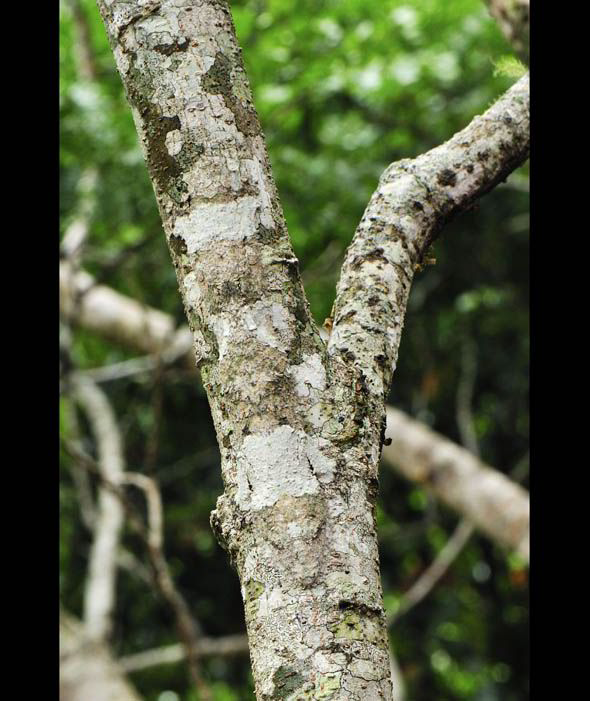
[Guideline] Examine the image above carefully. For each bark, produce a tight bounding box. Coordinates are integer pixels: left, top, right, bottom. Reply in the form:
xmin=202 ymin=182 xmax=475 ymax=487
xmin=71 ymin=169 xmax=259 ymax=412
xmin=484 ymin=0 xmax=530 ymax=61
xmin=384 ymin=408 xmax=529 ymax=561
xmin=60 ymin=610 xmax=141 ymax=701
xmin=328 ymin=74 xmax=529 ymax=401
xmin=96 ymin=3 xmax=392 ymax=696
xmin=59 ymin=265 xmax=530 ymax=559
xmin=93 ymin=2 xmax=529 ymax=698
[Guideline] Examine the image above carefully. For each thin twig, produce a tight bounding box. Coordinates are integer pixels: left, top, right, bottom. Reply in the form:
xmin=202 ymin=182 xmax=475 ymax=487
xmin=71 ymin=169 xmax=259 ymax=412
xmin=81 ymin=356 xmax=159 ymax=383
xmin=389 ymin=339 xmax=481 ymax=628
xmin=121 ymin=472 xmax=211 ymax=699
xmin=388 ymin=520 xmax=474 ymax=627
xmin=64 ymin=382 xmax=97 ymax=532
xmin=118 ymin=635 xmax=250 ymax=673
xmin=72 ymin=375 xmax=125 ymax=643
xmin=61 ymin=438 xmax=212 ymax=700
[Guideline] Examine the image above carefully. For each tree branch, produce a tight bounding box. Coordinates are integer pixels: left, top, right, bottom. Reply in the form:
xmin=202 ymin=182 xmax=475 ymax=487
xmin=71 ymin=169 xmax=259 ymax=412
xmin=388 ymin=343 xmax=483 ymax=626
xmin=62 ymin=437 xmax=212 ymax=700
xmin=388 ymin=520 xmax=475 ymax=628
xmin=118 ymin=634 xmax=250 ymax=673
xmin=94 ymin=1 xmax=398 ymax=693
xmin=71 ymin=375 xmax=125 ymax=642
xmin=63 ymin=0 xmax=99 ymax=82
xmin=328 ymin=75 xmax=529 ymax=399
xmin=383 ymin=407 xmax=529 ymax=561
xmin=87 ymin=1 xmax=529 ymax=690
xmin=61 ymin=269 xmax=529 ymax=557
xmin=60 ymin=264 xmax=179 ymax=355
xmin=120 ymin=471 xmax=212 ymax=700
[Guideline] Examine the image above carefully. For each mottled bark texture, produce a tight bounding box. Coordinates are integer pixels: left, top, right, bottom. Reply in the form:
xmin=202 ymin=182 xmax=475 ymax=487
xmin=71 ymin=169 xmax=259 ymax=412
xmin=384 ymin=408 xmax=530 ymax=561
xmin=58 ymin=272 xmax=531 ymax=557
xmin=485 ymin=0 xmax=530 ymax=61
xmin=94 ymin=2 xmax=529 ymax=698
xmin=96 ymin=2 xmax=392 ymax=697
xmin=60 ymin=610 xmax=141 ymax=701
xmin=328 ymin=74 xmax=529 ymax=403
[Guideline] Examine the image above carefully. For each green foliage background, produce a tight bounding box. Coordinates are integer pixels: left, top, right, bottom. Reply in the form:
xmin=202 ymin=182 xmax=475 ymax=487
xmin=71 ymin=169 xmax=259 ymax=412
xmin=60 ymin=1 xmax=529 ymax=699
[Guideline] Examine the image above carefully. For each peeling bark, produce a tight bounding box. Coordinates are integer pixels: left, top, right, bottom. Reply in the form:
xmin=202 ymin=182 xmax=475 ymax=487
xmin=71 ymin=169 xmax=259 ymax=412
xmin=93 ymin=2 xmax=529 ymax=698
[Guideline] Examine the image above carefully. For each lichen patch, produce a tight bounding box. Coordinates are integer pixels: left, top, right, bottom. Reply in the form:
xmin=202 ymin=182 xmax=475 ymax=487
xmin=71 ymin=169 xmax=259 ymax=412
xmin=288 ymin=353 xmax=326 ymax=397
xmin=235 ymin=426 xmax=336 ymax=510
xmin=165 ymin=129 xmax=184 ymax=156
xmin=172 ymin=196 xmax=261 ymax=253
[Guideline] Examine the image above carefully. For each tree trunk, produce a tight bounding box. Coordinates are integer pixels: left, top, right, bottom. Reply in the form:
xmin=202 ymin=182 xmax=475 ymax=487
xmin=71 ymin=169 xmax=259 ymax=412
xmin=96 ymin=1 xmax=393 ymax=696
xmin=59 ymin=263 xmax=530 ymax=561
xmin=95 ymin=2 xmax=529 ymax=698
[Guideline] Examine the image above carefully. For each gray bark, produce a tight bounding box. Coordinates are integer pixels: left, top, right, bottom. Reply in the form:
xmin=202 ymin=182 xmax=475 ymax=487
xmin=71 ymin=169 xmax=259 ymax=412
xmin=328 ymin=75 xmax=529 ymax=402
xmin=93 ymin=2 xmax=529 ymax=698
xmin=59 ymin=268 xmax=530 ymax=559
xmin=96 ymin=3 xmax=392 ymax=696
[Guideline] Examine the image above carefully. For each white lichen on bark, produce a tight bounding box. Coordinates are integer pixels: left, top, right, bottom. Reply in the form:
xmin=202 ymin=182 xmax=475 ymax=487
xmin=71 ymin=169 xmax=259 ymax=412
xmin=97 ymin=1 xmax=394 ymax=697
xmin=95 ymin=2 xmax=529 ymax=698
xmin=59 ymin=266 xmax=530 ymax=559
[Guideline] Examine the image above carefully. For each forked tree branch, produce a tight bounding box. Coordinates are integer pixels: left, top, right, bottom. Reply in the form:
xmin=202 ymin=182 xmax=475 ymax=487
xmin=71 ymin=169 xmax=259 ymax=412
xmin=328 ymin=74 xmax=529 ymax=400
xmin=88 ymin=0 xmax=529 ymax=693
xmin=60 ymin=269 xmax=529 ymax=558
